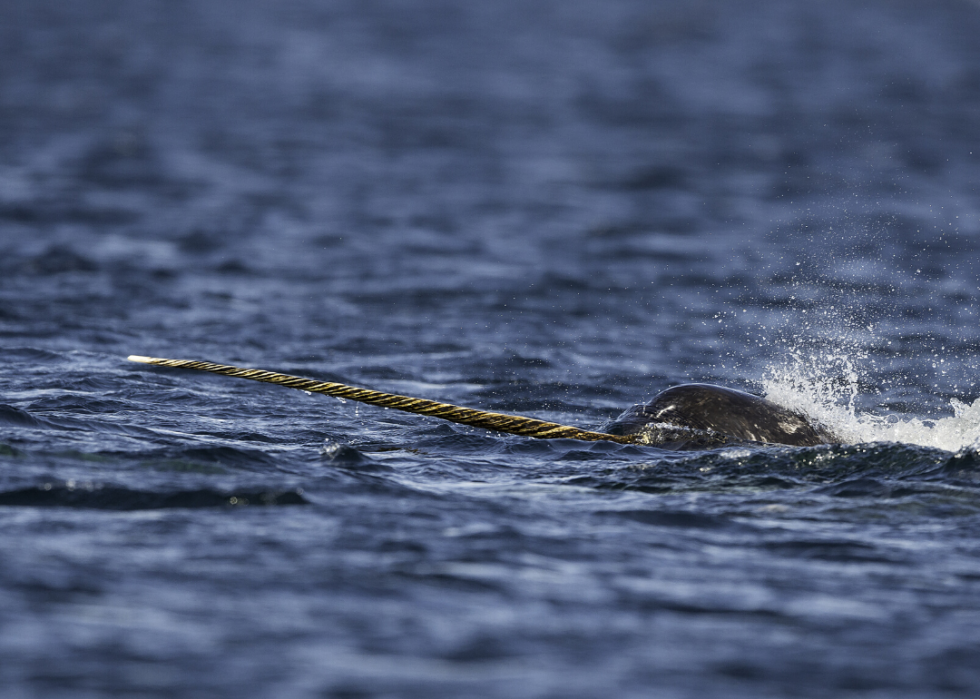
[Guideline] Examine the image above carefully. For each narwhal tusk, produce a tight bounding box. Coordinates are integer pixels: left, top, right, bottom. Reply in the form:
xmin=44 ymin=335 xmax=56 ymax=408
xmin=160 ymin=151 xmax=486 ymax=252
xmin=127 ymin=355 xmax=636 ymax=444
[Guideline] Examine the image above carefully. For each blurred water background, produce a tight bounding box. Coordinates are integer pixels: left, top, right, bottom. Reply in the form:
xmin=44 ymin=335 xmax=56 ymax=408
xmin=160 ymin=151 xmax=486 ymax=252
xmin=2 ymin=1 xmax=980 ymax=696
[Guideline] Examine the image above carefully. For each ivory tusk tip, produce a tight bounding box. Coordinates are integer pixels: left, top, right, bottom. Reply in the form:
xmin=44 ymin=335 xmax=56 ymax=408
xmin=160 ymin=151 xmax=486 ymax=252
xmin=127 ymin=355 xmax=156 ymax=363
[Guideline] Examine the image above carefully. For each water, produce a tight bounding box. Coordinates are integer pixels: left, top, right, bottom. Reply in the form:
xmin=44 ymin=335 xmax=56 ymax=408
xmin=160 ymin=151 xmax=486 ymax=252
xmin=2 ymin=0 xmax=980 ymax=696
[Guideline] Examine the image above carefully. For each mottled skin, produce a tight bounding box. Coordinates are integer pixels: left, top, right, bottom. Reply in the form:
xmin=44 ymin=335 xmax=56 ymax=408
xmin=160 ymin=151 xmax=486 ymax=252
xmin=601 ymin=384 xmax=835 ymax=448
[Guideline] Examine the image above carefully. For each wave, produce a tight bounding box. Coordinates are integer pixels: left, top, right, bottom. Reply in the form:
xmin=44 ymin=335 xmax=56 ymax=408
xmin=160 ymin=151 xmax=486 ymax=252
xmin=0 ymin=483 xmax=308 ymax=510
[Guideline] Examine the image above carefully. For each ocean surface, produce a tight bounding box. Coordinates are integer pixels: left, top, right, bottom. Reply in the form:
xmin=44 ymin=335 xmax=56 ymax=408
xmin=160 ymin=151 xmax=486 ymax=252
xmin=3 ymin=1 xmax=980 ymax=696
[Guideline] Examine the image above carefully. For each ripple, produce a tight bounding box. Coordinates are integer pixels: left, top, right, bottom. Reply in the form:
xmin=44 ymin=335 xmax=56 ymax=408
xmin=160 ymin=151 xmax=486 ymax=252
xmin=0 ymin=484 xmax=308 ymax=510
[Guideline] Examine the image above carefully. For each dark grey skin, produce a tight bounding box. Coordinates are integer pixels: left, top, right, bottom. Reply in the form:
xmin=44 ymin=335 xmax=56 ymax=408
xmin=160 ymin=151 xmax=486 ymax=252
xmin=601 ymin=384 xmax=837 ymax=450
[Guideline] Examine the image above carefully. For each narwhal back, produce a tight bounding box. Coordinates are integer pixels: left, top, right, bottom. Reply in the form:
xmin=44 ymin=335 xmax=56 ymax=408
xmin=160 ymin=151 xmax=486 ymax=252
xmin=602 ymin=384 xmax=835 ymax=447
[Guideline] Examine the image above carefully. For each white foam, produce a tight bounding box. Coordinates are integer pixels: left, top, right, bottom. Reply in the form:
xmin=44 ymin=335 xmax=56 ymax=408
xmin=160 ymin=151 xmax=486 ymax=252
xmin=761 ymin=352 xmax=980 ymax=452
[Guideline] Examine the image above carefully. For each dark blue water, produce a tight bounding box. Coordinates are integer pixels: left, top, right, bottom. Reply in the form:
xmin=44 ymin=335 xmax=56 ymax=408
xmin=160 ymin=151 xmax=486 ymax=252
xmin=3 ymin=1 xmax=980 ymax=696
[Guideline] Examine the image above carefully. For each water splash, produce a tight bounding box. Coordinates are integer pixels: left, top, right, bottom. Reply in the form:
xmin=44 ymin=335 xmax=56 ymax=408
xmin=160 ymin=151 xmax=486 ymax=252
xmin=762 ymin=351 xmax=980 ymax=452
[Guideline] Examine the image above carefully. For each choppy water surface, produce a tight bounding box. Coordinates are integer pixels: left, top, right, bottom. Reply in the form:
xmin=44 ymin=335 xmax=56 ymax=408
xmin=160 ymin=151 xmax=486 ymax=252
xmin=3 ymin=1 xmax=980 ymax=696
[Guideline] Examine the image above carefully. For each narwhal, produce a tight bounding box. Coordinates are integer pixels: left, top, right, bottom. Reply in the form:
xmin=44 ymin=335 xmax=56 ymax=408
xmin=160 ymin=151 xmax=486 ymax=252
xmin=127 ymin=356 xmax=836 ymax=450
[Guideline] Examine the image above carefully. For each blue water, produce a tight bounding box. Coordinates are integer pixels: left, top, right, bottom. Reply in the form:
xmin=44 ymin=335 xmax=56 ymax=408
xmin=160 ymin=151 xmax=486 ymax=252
xmin=3 ymin=1 xmax=980 ymax=696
